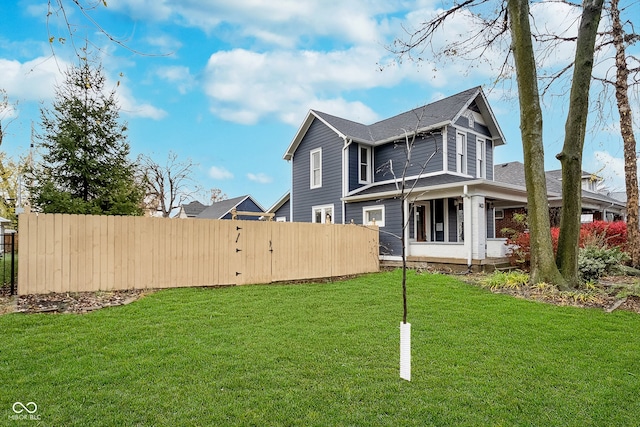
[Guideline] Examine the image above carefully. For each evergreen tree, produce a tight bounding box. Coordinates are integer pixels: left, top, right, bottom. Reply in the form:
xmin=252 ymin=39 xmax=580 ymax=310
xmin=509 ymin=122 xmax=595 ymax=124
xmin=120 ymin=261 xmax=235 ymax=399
xmin=28 ymin=53 xmax=144 ymax=215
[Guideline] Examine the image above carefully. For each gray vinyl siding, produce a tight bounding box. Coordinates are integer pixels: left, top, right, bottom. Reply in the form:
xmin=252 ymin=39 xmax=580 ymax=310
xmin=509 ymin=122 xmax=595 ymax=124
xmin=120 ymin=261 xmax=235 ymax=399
xmin=486 ymin=140 xmax=494 ymax=180
xmin=447 ymin=198 xmax=458 ymax=242
xmin=447 ymin=125 xmax=458 ymax=172
xmin=467 ymin=133 xmax=477 ymax=178
xmin=291 ymin=118 xmax=343 ymax=223
xmin=348 ymin=143 xmax=368 ymax=192
xmin=345 ymin=198 xmax=403 ymax=256
xmin=220 ymin=198 xmax=263 ymax=220
xmin=373 ymin=134 xmax=443 ymax=182
xmin=454 ymin=116 xmax=491 ymax=137
xmin=273 ymin=198 xmax=290 ymax=222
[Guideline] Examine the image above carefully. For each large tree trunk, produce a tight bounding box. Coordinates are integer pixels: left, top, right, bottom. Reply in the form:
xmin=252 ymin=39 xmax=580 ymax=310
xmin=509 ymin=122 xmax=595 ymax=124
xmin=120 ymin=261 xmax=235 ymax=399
xmin=610 ymin=0 xmax=640 ymax=267
xmin=507 ymin=0 xmax=566 ymax=288
xmin=555 ymin=0 xmax=605 ymax=288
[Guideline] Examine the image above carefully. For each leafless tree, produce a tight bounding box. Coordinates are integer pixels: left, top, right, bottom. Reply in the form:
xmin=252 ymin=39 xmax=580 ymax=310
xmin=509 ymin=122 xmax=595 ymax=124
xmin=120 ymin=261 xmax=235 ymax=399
xmin=392 ymin=0 xmax=605 ymax=288
xmin=140 ymin=152 xmax=202 ymax=218
xmin=591 ymin=0 xmax=640 ymax=266
xmin=209 ymin=188 xmax=228 ymax=204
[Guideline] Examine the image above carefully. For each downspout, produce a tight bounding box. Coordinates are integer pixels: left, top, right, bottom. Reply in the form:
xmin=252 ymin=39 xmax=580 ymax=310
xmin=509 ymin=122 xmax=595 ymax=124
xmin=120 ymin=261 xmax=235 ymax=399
xmin=342 ymin=137 xmax=352 ymax=224
xmin=289 ymin=154 xmax=294 ymax=221
xmin=464 ymin=185 xmax=472 ymax=269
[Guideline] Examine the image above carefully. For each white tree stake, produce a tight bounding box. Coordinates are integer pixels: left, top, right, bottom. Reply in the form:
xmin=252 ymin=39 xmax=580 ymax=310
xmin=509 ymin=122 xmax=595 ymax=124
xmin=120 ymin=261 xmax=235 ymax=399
xmin=400 ymin=322 xmax=411 ymax=381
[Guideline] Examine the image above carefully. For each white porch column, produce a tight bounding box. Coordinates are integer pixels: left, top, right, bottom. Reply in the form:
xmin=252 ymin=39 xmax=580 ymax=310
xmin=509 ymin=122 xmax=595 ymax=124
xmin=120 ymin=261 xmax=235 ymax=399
xmin=463 ymin=189 xmax=472 ymax=266
xmin=471 ymin=195 xmax=486 ymax=260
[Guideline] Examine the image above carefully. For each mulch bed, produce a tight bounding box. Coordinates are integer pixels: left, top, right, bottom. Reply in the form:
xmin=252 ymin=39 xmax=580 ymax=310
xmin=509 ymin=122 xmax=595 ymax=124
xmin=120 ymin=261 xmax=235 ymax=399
xmin=0 ymin=288 xmax=150 ymax=314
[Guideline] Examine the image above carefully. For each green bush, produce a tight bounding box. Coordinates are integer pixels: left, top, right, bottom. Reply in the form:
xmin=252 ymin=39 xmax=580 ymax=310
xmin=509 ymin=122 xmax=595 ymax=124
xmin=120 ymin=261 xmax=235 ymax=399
xmin=482 ymin=270 xmax=529 ymax=290
xmin=578 ymin=245 xmax=629 ymax=282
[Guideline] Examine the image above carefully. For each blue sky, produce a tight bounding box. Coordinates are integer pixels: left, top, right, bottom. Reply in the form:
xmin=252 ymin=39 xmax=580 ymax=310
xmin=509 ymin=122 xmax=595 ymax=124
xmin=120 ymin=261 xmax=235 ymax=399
xmin=0 ymin=0 xmax=638 ymax=210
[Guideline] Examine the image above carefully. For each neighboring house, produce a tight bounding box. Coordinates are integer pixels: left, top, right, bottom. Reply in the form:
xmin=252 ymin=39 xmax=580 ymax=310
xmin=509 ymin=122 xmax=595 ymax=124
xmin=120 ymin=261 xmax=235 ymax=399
xmin=493 ymin=162 xmax=626 ymax=236
xmin=283 ymin=86 xmax=533 ymax=268
xmin=176 ymin=200 xmax=208 ymax=218
xmin=268 ymin=192 xmax=291 ymax=222
xmin=0 ymin=216 xmax=11 ymax=254
xmin=186 ymin=195 xmax=268 ymax=221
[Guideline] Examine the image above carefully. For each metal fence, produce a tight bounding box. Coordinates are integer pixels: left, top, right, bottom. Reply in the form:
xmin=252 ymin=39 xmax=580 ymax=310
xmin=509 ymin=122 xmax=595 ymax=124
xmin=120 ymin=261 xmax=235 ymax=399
xmin=0 ymin=232 xmax=17 ymax=295
xmin=17 ymin=213 xmax=379 ymax=295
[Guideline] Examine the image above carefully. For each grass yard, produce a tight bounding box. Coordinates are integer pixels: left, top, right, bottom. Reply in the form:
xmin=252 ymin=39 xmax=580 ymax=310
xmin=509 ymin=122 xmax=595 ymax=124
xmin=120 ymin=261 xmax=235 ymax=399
xmin=1 ymin=270 xmax=639 ymax=426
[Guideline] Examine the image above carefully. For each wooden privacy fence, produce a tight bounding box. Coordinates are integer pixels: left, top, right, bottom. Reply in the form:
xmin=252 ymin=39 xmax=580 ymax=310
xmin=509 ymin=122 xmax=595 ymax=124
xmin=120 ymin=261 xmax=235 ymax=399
xmin=18 ymin=213 xmax=379 ymax=295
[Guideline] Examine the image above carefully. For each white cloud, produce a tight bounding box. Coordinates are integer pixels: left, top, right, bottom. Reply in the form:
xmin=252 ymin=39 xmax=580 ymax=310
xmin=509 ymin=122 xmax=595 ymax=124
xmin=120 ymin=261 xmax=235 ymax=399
xmin=111 ymin=0 xmax=395 ymax=48
xmin=155 ymin=65 xmax=194 ymax=94
xmin=247 ymin=173 xmax=273 ymax=184
xmin=0 ymin=55 xmax=166 ymax=120
xmin=592 ymin=151 xmax=628 ymax=191
xmin=202 ymin=47 xmax=421 ymax=125
xmin=0 ymin=56 xmax=64 ymax=101
xmin=114 ymin=84 xmax=168 ymax=120
xmin=209 ymin=166 xmax=234 ymax=180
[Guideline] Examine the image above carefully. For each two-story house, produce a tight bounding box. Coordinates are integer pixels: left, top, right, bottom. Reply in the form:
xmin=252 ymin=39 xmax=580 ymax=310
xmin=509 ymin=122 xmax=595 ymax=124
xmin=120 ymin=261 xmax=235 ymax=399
xmin=278 ymin=87 xmax=534 ymax=269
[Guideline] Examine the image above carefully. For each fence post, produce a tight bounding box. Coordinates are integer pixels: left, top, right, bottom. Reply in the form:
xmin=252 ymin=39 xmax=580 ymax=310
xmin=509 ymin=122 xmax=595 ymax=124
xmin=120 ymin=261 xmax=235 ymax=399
xmin=10 ymin=232 xmax=15 ymax=295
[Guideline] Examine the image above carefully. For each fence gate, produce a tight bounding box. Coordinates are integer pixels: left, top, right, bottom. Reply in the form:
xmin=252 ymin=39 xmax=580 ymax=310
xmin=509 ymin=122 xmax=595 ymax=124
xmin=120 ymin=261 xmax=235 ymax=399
xmin=1 ymin=232 xmax=17 ymax=295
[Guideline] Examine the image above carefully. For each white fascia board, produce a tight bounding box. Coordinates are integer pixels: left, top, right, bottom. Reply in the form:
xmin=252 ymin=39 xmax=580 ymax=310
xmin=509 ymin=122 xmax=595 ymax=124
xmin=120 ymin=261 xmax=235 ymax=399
xmin=343 ymin=178 xmax=536 ymax=204
xmin=476 ymin=90 xmax=507 ymax=146
xmin=451 ymin=87 xmax=482 ymax=126
xmin=283 ymin=110 xmax=347 ymax=161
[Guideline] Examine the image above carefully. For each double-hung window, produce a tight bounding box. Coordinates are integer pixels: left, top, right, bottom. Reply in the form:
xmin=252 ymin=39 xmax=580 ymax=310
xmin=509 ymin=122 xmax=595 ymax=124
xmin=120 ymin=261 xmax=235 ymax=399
xmin=456 ymin=132 xmax=467 ymax=174
xmin=312 ymin=205 xmax=333 ymax=224
xmin=476 ymin=138 xmax=485 ymax=178
xmin=359 ymin=145 xmax=372 ymax=184
xmin=310 ymin=148 xmax=322 ymax=189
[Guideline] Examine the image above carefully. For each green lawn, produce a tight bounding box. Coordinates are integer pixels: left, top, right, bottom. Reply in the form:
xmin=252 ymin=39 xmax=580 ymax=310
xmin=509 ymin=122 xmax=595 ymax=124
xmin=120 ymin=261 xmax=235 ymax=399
xmin=1 ymin=270 xmax=639 ymax=426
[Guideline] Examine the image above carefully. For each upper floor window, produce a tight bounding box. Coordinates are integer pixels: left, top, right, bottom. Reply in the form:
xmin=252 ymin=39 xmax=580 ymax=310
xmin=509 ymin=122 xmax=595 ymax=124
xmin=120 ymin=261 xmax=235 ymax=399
xmin=476 ymin=138 xmax=485 ymax=178
xmin=310 ymin=148 xmax=322 ymax=189
xmin=359 ymin=145 xmax=372 ymax=184
xmin=456 ymin=132 xmax=467 ymax=174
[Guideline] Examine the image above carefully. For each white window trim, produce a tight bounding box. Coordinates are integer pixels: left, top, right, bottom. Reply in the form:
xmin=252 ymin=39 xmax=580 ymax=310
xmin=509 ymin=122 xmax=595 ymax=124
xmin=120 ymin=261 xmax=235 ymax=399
xmin=476 ymin=138 xmax=485 ymax=179
xmin=358 ymin=145 xmax=372 ymax=184
xmin=456 ymin=132 xmax=467 ymax=175
xmin=312 ymin=204 xmax=334 ymax=224
xmin=495 ymin=209 xmax=504 ymax=220
xmin=363 ymin=205 xmax=385 ymax=227
xmin=310 ymin=148 xmax=322 ymax=189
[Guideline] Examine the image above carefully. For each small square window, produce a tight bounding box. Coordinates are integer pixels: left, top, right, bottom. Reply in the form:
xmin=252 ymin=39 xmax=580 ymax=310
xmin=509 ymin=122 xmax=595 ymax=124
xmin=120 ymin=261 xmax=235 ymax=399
xmin=495 ymin=209 xmax=504 ymax=220
xmin=363 ymin=206 xmax=385 ymax=227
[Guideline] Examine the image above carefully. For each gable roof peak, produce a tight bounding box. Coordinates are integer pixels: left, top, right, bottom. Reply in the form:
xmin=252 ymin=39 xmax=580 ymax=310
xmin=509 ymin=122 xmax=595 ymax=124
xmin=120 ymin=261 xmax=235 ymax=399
xmin=284 ymin=86 xmax=501 ymax=159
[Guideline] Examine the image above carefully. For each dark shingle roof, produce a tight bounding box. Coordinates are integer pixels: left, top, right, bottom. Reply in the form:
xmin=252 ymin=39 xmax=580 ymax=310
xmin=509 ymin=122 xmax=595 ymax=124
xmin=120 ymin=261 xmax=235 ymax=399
xmin=494 ymin=161 xmax=562 ymax=194
xmin=494 ymin=162 xmax=624 ymax=206
xmin=181 ymin=200 xmax=208 ymax=217
xmin=196 ymin=195 xmax=250 ymax=219
xmin=313 ymin=87 xmax=481 ymax=144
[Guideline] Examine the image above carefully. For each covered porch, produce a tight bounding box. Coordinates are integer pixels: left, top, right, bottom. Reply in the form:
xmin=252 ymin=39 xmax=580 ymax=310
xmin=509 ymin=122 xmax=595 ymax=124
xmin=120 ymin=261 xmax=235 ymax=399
xmin=400 ymin=181 xmax=528 ymax=270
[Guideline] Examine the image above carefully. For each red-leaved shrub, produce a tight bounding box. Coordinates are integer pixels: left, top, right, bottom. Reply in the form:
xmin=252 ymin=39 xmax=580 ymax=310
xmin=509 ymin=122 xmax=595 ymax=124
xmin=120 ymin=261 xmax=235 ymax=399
xmin=505 ymin=221 xmax=628 ymax=269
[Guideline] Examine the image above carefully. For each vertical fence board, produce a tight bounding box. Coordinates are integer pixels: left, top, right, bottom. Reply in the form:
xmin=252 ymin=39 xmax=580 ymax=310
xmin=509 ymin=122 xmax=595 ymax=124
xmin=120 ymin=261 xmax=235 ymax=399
xmin=52 ymin=214 xmax=63 ymax=293
xmin=60 ymin=215 xmax=71 ymax=291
